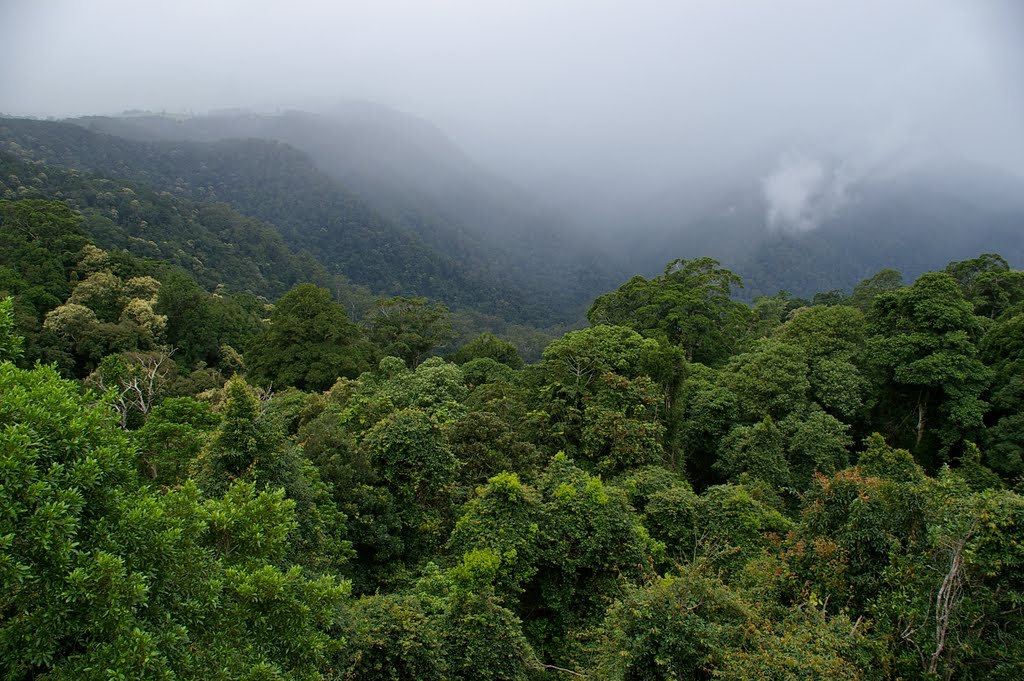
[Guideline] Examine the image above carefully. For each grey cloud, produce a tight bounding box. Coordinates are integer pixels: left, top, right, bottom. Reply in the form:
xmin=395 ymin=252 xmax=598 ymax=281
xmin=1 ymin=0 xmax=1021 ymax=232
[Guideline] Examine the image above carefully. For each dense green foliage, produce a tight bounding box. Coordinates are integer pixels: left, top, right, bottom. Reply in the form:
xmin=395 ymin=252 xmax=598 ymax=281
xmin=0 ymin=117 xmax=615 ymax=325
xmin=5 ymin=240 xmax=1023 ymax=678
xmin=2 ymin=124 xmax=1024 ymax=679
xmin=247 ymin=284 xmax=374 ymax=391
xmin=0 ymin=151 xmax=335 ymax=301
xmin=0 ymin=361 xmax=349 ymax=680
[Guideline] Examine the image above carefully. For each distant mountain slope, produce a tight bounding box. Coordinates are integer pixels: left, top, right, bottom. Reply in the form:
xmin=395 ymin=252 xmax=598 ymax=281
xmin=69 ymin=107 xmax=624 ymax=316
xmin=606 ymin=155 xmax=1024 ymax=298
xmin=0 ymin=151 xmax=332 ymax=299
xmin=0 ymin=116 xmax=590 ymax=323
xmin=743 ymin=171 xmax=1024 ymax=296
xmin=10 ymin=109 xmax=1015 ymax=306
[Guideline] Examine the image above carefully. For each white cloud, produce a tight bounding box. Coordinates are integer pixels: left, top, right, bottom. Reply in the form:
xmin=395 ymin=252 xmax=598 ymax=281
xmin=761 ymin=154 xmax=851 ymax=233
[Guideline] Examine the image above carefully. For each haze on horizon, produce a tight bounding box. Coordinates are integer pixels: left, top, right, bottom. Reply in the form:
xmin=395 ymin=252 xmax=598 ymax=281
xmin=2 ymin=0 xmax=1023 ymax=230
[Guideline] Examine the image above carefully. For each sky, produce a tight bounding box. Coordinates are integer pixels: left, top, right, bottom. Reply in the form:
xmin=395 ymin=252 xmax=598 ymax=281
xmin=2 ymin=0 xmax=1022 ymax=229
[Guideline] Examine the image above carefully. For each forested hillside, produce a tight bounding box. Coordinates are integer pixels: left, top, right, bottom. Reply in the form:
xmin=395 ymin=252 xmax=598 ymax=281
xmin=0 ymin=152 xmax=339 ymax=299
xmin=3 ymin=191 xmax=1024 ymax=678
xmin=0 ymin=115 xmax=621 ymax=325
xmin=8 ymin=111 xmax=1022 ymax=308
xmin=607 ymin=159 xmax=1024 ymax=298
xmin=71 ymin=106 xmax=603 ymax=283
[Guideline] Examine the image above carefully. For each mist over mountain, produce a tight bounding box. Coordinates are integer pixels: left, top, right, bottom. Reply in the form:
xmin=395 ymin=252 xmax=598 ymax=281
xmin=1 ymin=113 xmax=624 ymax=325
xmin=69 ymin=106 xmax=611 ymax=288
xmin=2 ymin=0 xmax=1023 ymax=305
xmin=5 ymin=104 xmax=1024 ymax=309
xmin=598 ymin=144 xmax=1024 ymax=297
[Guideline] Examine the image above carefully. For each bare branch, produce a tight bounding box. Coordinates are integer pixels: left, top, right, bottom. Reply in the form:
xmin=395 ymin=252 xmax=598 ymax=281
xmin=541 ymin=664 xmax=586 ymax=677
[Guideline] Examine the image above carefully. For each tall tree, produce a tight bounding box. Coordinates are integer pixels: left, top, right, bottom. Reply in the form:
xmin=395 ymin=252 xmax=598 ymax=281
xmin=868 ymin=272 xmax=991 ymax=463
xmin=362 ymin=296 xmax=454 ymax=367
xmin=247 ymin=283 xmax=374 ymax=391
xmin=587 ymin=257 xmax=750 ymax=365
xmin=945 ymin=253 xmax=1024 ymax=319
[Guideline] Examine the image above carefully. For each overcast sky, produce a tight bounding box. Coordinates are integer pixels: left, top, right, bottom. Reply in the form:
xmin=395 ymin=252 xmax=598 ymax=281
xmin=2 ymin=0 xmax=1022 ymax=211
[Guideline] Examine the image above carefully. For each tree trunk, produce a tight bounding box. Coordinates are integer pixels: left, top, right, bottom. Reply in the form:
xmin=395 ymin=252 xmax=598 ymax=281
xmin=916 ymin=392 xmax=928 ymax=445
xmin=929 ymin=533 xmax=969 ymax=677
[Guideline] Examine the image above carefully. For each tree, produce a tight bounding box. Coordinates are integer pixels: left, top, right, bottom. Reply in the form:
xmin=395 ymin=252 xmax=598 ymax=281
xmin=716 ymin=417 xmax=792 ymax=489
xmin=540 ymin=325 xmax=660 ymax=400
xmin=723 ymin=339 xmax=811 ymax=423
xmin=674 ymin=363 xmax=737 ymax=483
xmin=525 ymin=455 xmax=661 ymax=664
xmin=362 ymin=296 xmax=454 ymax=367
xmin=717 ymin=607 xmax=875 ymax=681
xmin=447 ymin=472 xmax=544 ymax=599
xmin=133 ymin=396 xmax=220 ymax=485
xmin=749 ymin=291 xmax=806 ymax=337
xmin=448 ymin=331 xmax=523 ymax=369
xmin=692 ymin=483 xmax=791 ymax=575
xmin=195 ymin=376 xmax=352 ymax=572
xmin=945 ymin=253 xmax=1024 ymax=319
xmin=587 ymin=257 xmax=749 ymax=365
xmin=0 ymin=296 xmax=23 ymax=362
xmin=67 ymin=270 xmax=123 ymax=323
xmin=448 ymin=455 xmax=660 ymax=666
xmin=868 ymin=272 xmax=991 ymax=462
xmin=870 ymin=471 xmax=1024 ymax=678
xmin=0 ymin=200 xmax=86 ymax=322
xmin=536 ymin=325 xmax=664 ymax=464
xmin=849 ymin=267 xmax=902 ymax=312
xmin=361 ymin=408 xmax=460 ymax=568
xmin=794 ymin=435 xmax=929 ymax=612
xmin=340 ymin=592 xmax=447 ymax=680
xmin=247 ymin=283 xmax=374 ymax=391
xmin=979 ymin=304 xmax=1024 ymax=476
xmin=87 ymin=349 xmax=177 ymax=429
xmin=594 ymin=568 xmax=750 ymax=680
xmin=42 ymin=302 xmax=99 ymax=349
xmin=784 ymin=408 xmax=853 ymax=485
xmin=578 ymin=371 xmax=666 ymax=475
xmin=0 ymin=361 xmax=349 ymax=679
xmin=444 ymin=411 xmax=542 ymax=490
xmin=154 ymin=271 xmax=218 ymax=366
xmin=625 ymin=467 xmax=701 ymax=561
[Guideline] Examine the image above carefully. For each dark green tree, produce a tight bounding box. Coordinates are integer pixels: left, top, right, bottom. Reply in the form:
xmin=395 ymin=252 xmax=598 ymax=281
xmin=0 ymin=296 xmax=23 ymax=362
xmin=247 ymin=283 xmax=374 ymax=391
xmin=979 ymin=304 xmax=1024 ymax=476
xmin=133 ymin=396 xmax=220 ymax=485
xmin=945 ymin=253 xmax=1024 ymax=319
xmin=361 ymin=407 xmax=460 ymax=569
xmin=154 ymin=270 xmax=218 ymax=366
xmin=868 ymin=272 xmax=991 ymax=463
xmin=448 ymin=331 xmax=523 ymax=369
xmin=849 ymin=267 xmax=903 ymax=312
xmin=362 ymin=296 xmax=454 ymax=367
xmin=587 ymin=257 xmax=749 ymax=365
